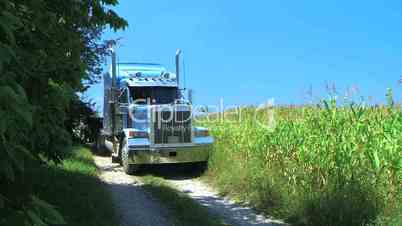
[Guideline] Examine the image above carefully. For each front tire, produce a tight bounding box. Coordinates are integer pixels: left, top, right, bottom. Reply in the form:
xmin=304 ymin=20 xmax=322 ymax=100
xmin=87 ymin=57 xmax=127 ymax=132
xmin=121 ymin=138 xmax=139 ymax=175
xmin=111 ymin=155 xmax=120 ymax=164
xmin=111 ymin=139 xmax=121 ymax=164
xmin=95 ymin=134 xmax=106 ymax=154
xmin=192 ymin=161 xmax=208 ymax=174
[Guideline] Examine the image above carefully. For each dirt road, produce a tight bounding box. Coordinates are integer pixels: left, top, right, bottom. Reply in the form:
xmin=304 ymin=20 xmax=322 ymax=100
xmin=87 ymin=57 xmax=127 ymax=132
xmin=94 ymin=156 xmax=175 ymax=226
xmin=94 ymin=155 xmax=284 ymax=226
xmin=167 ymin=178 xmax=284 ymax=226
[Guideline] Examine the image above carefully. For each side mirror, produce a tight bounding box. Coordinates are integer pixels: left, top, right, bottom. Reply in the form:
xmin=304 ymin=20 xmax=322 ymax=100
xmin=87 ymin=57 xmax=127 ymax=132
xmin=187 ymin=89 xmax=193 ymax=104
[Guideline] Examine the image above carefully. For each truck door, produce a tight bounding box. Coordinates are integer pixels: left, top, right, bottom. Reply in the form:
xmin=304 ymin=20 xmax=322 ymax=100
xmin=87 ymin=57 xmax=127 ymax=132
xmin=118 ymin=87 xmax=129 ymax=129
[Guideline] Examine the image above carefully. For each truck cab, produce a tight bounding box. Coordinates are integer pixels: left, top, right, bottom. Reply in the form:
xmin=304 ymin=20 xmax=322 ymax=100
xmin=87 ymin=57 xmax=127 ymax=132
xmin=100 ymin=50 xmax=213 ymax=174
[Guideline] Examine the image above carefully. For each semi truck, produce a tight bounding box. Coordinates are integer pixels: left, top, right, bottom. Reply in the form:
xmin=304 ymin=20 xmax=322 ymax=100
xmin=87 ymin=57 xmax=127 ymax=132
xmin=98 ymin=49 xmax=213 ymax=174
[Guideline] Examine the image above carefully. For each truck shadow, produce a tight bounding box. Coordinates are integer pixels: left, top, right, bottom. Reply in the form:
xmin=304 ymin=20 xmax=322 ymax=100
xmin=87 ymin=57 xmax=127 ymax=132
xmin=88 ymin=144 xmax=112 ymax=157
xmin=135 ymin=163 xmax=207 ymax=180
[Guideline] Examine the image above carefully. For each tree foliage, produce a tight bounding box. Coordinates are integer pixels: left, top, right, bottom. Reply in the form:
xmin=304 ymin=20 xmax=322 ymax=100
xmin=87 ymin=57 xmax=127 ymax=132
xmin=65 ymin=96 xmax=103 ymax=144
xmin=0 ymin=0 xmax=126 ymax=225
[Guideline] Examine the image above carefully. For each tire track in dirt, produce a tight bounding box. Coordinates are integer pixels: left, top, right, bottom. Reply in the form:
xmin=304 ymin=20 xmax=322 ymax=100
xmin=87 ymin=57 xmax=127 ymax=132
xmin=95 ymin=155 xmax=285 ymax=226
xmin=141 ymin=165 xmax=286 ymax=226
xmin=94 ymin=156 xmax=175 ymax=226
xmin=166 ymin=176 xmax=285 ymax=226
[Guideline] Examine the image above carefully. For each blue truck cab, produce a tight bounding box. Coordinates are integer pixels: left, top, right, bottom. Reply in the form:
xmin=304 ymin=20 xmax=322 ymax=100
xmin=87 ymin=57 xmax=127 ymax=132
xmin=100 ymin=50 xmax=213 ymax=174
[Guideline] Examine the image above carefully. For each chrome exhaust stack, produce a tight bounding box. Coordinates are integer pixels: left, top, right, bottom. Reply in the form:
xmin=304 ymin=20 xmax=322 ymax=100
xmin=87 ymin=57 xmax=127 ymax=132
xmin=110 ymin=47 xmax=118 ymax=155
xmin=175 ymin=49 xmax=182 ymax=87
xmin=111 ymin=48 xmax=117 ymax=87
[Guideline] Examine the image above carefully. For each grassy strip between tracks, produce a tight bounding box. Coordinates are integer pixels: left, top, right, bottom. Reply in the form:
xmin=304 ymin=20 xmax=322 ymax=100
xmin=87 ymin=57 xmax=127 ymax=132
xmin=141 ymin=175 xmax=228 ymax=226
xmin=26 ymin=146 xmax=120 ymax=226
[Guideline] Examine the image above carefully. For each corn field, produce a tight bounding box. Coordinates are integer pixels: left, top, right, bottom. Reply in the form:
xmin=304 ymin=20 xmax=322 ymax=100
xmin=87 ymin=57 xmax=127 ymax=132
xmin=199 ymin=92 xmax=401 ymax=226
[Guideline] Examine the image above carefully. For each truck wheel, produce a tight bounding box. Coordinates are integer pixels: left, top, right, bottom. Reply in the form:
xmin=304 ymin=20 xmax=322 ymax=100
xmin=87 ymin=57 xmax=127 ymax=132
xmin=195 ymin=161 xmax=208 ymax=174
xmin=121 ymin=139 xmax=139 ymax=175
xmin=112 ymin=140 xmax=122 ymax=164
xmin=111 ymin=155 xmax=120 ymax=164
xmin=95 ymin=134 xmax=105 ymax=154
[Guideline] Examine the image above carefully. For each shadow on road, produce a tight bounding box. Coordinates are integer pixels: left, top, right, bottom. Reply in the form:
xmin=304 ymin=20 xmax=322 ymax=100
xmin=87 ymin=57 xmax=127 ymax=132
xmin=92 ymin=149 xmax=285 ymax=226
xmin=87 ymin=143 xmax=111 ymax=157
xmin=136 ymin=163 xmax=206 ymax=180
xmin=104 ymin=179 xmax=284 ymax=226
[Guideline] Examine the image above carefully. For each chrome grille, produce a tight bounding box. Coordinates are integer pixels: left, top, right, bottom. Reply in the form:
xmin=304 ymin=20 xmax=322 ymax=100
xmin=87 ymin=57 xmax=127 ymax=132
xmin=154 ymin=110 xmax=191 ymax=144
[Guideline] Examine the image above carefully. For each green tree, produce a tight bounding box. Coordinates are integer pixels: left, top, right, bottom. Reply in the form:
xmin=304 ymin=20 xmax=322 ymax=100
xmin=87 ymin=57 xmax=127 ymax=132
xmin=0 ymin=0 xmax=127 ymax=225
xmin=65 ymin=96 xmax=103 ymax=144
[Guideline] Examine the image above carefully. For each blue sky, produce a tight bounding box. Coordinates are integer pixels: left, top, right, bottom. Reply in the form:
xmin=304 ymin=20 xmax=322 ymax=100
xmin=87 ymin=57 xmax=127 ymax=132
xmin=87 ymin=0 xmax=402 ymax=110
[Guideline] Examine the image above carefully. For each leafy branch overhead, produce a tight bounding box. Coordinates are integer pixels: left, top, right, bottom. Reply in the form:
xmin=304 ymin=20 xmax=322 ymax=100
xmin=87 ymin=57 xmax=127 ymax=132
xmin=0 ymin=0 xmax=127 ymax=225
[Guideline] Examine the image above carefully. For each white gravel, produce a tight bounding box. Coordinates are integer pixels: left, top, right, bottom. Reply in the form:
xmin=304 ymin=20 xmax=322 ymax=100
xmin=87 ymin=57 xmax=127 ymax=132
xmin=93 ymin=156 xmax=175 ymax=226
xmin=94 ymin=155 xmax=285 ymax=226
xmin=167 ymin=177 xmax=286 ymax=226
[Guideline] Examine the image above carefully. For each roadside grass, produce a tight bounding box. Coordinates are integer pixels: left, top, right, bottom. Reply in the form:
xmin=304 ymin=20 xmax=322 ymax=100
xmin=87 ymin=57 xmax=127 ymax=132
xmin=25 ymin=146 xmax=119 ymax=226
xmin=199 ymin=98 xmax=402 ymax=226
xmin=141 ymin=175 xmax=228 ymax=226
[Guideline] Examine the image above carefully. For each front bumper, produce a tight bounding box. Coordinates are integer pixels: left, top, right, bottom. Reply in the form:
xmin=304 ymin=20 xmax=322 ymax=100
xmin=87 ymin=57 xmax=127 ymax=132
xmin=128 ymin=145 xmax=211 ymax=164
xmin=127 ymin=137 xmax=213 ymax=165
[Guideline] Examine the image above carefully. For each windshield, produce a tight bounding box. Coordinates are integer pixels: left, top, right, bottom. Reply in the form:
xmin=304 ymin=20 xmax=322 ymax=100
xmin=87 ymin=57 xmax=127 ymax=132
xmin=130 ymin=87 xmax=177 ymax=105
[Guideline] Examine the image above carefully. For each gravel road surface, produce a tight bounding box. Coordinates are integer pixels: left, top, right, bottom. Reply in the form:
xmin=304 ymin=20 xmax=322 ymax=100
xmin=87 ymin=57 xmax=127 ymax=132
xmin=166 ymin=176 xmax=285 ymax=226
xmin=94 ymin=155 xmax=285 ymax=226
xmin=94 ymin=155 xmax=175 ymax=226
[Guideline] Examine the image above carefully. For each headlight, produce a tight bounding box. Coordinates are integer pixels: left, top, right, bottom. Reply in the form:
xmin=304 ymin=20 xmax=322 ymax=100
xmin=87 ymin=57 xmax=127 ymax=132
xmin=195 ymin=129 xmax=209 ymax=137
xmin=128 ymin=130 xmax=149 ymax=138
